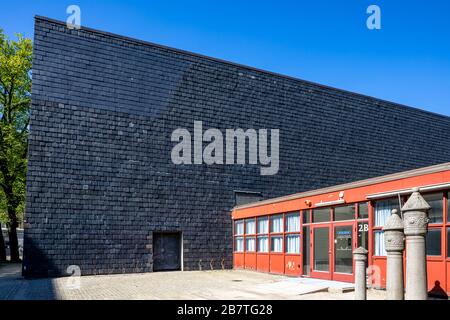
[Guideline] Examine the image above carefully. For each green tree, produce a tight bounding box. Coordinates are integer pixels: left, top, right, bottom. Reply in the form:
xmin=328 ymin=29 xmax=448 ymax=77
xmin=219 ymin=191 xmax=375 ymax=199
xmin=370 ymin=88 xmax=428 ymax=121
xmin=0 ymin=29 xmax=32 ymax=262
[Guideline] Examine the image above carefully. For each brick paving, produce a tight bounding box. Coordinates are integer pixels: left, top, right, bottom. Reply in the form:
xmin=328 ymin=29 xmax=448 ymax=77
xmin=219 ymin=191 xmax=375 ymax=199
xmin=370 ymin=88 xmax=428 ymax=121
xmin=0 ymin=263 xmax=386 ymax=300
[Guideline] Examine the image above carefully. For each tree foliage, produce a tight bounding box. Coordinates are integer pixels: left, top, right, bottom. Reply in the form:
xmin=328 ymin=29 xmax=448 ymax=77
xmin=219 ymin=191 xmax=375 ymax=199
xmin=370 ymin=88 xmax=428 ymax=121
xmin=0 ymin=28 xmax=32 ymax=261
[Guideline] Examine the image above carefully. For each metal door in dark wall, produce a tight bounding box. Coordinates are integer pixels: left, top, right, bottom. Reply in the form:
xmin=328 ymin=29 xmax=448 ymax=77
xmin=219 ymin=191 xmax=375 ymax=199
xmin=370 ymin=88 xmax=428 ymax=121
xmin=153 ymin=232 xmax=182 ymax=271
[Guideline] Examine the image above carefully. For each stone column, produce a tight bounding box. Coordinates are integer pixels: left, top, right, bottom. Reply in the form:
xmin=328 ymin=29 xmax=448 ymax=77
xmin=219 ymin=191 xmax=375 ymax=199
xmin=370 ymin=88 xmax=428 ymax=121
xmin=402 ymin=187 xmax=431 ymax=300
xmin=353 ymin=247 xmax=368 ymax=300
xmin=383 ymin=209 xmax=405 ymax=300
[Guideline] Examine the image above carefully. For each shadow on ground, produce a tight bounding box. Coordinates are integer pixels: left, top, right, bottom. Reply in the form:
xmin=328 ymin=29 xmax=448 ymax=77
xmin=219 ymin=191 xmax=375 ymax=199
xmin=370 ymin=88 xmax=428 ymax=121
xmin=0 ymin=263 xmax=58 ymax=300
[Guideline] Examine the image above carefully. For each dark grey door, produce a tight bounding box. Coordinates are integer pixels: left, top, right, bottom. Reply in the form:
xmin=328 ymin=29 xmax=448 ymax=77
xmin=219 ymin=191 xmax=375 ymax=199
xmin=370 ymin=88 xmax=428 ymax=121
xmin=313 ymin=227 xmax=330 ymax=272
xmin=153 ymin=232 xmax=181 ymax=271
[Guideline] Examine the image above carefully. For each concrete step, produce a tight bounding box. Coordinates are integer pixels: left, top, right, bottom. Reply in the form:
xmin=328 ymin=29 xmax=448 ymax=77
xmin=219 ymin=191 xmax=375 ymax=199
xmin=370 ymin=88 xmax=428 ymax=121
xmin=328 ymin=286 xmax=355 ymax=294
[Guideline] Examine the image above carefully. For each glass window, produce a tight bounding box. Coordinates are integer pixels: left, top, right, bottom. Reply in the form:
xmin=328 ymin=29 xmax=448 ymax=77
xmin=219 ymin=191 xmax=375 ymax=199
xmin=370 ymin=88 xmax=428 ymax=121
xmin=358 ymin=203 xmax=369 ymax=219
xmin=285 ymin=234 xmax=300 ymax=254
xmin=257 ymin=236 xmax=268 ymax=252
xmin=234 ymin=236 xmax=244 ymax=252
xmin=245 ymin=236 xmax=256 ymax=252
xmin=235 ymin=191 xmax=263 ymax=206
xmin=257 ymin=217 xmax=268 ymax=234
xmin=357 ymin=222 xmax=369 ymax=250
xmin=302 ymin=226 xmax=310 ymax=275
xmin=334 ymin=226 xmax=353 ymax=274
xmin=334 ymin=205 xmax=355 ymax=221
xmin=270 ymin=215 xmax=283 ymax=233
xmin=285 ymin=212 xmax=300 ymax=232
xmin=313 ymin=227 xmax=329 ymax=271
xmin=270 ymin=236 xmax=283 ymax=252
xmin=374 ymin=198 xmax=401 ymax=227
xmin=426 ymin=229 xmax=441 ymax=256
xmin=235 ymin=220 xmax=244 ymax=235
xmin=245 ymin=218 xmax=256 ymax=234
xmin=302 ymin=210 xmax=310 ymax=224
xmin=374 ymin=231 xmax=386 ymax=256
xmin=312 ymin=208 xmax=330 ymax=223
xmin=448 ymin=194 xmax=450 ymax=223
xmin=423 ymin=193 xmax=443 ymax=224
xmin=447 ymin=228 xmax=450 ymax=257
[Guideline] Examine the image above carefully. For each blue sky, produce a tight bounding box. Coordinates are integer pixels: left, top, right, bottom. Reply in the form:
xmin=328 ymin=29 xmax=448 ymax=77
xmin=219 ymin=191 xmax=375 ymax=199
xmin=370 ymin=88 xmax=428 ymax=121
xmin=1 ymin=0 xmax=449 ymax=116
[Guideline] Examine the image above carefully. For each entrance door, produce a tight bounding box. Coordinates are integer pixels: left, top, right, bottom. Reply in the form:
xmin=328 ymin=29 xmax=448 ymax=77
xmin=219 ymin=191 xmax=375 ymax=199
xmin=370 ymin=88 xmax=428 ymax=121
xmin=153 ymin=232 xmax=182 ymax=271
xmin=311 ymin=225 xmax=331 ymax=280
xmin=310 ymin=223 xmax=355 ymax=281
xmin=333 ymin=224 xmax=354 ymax=282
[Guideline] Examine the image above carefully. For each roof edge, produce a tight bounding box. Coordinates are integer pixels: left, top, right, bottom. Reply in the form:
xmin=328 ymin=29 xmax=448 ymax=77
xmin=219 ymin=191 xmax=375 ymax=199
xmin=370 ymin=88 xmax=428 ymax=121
xmin=233 ymin=162 xmax=450 ymax=210
xmin=34 ymin=15 xmax=450 ymax=120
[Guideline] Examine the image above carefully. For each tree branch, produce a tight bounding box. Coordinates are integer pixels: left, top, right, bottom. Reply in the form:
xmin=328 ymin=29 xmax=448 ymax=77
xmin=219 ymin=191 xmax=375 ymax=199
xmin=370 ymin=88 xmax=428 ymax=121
xmin=6 ymin=77 xmax=15 ymax=122
xmin=0 ymin=75 xmax=9 ymax=94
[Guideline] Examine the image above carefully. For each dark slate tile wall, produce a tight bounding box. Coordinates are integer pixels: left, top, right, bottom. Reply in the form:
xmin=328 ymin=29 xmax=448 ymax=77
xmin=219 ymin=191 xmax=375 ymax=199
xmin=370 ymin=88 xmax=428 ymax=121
xmin=24 ymin=16 xmax=450 ymax=277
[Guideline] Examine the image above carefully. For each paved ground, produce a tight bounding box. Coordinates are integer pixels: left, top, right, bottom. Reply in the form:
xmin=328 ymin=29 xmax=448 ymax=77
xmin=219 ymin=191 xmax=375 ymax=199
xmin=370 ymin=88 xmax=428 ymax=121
xmin=0 ymin=263 xmax=386 ymax=300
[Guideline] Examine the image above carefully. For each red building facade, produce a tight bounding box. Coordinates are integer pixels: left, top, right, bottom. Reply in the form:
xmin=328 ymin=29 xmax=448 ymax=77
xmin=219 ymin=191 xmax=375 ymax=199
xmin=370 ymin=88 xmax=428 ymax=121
xmin=232 ymin=162 xmax=450 ymax=293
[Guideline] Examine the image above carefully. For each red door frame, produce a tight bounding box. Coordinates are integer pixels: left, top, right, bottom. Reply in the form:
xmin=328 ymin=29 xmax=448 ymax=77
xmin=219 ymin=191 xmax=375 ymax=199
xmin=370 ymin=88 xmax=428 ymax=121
xmin=310 ymin=220 xmax=356 ymax=282
xmin=310 ymin=223 xmax=332 ymax=280
xmin=332 ymin=221 xmax=356 ymax=283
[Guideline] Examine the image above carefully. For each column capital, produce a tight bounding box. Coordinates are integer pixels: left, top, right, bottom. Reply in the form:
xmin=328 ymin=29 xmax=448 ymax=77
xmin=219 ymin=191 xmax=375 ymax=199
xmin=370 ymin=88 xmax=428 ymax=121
xmin=353 ymin=247 xmax=368 ymax=261
xmin=401 ymin=188 xmax=431 ymax=212
xmin=402 ymin=188 xmax=430 ymax=236
xmin=384 ymin=209 xmax=405 ymax=252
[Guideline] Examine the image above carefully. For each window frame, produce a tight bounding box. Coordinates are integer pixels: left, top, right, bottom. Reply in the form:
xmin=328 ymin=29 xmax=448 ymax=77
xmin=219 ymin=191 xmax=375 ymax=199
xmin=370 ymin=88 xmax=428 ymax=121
xmin=270 ymin=234 xmax=284 ymax=253
xmin=234 ymin=219 xmax=244 ymax=236
xmin=284 ymin=212 xmax=300 ymax=255
xmin=423 ymin=192 xmax=444 ymax=225
xmin=358 ymin=202 xmax=369 ymax=219
xmin=245 ymin=236 xmax=256 ymax=253
xmin=312 ymin=207 xmax=331 ymax=223
xmin=234 ymin=236 xmax=244 ymax=253
xmin=257 ymin=216 xmax=269 ymax=253
xmin=425 ymin=226 xmax=442 ymax=258
xmin=371 ymin=191 xmax=449 ymax=261
xmin=373 ymin=229 xmax=386 ymax=257
xmin=257 ymin=216 xmax=269 ymax=235
xmin=257 ymin=235 xmax=269 ymax=253
xmin=285 ymin=233 xmax=301 ymax=255
xmin=373 ymin=197 xmax=403 ymax=228
xmin=302 ymin=209 xmax=311 ymax=224
xmin=421 ymin=191 xmax=446 ymax=261
xmin=372 ymin=197 xmax=405 ymax=257
xmin=285 ymin=212 xmax=301 ymax=233
xmin=333 ymin=204 xmax=356 ymax=222
xmin=245 ymin=218 xmax=256 ymax=236
xmin=270 ymin=214 xmax=284 ymax=233
xmin=357 ymin=221 xmax=369 ymax=250
xmin=233 ymin=219 xmax=245 ymax=253
xmin=446 ymin=192 xmax=450 ymax=261
xmin=269 ymin=213 xmax=284 ymax=254
xmin=447 ymin=226 xmax=450 ymax=260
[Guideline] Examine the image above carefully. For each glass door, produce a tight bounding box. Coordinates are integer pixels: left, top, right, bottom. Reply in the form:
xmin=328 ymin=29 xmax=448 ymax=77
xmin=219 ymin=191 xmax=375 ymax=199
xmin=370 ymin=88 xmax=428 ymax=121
xmin=310 ymin=221 xmax=356 ymax=282
xmin=332 ymin=223 xmax=355 ymax=282
xmin=310 ymin=225 xmax=331 ymax=280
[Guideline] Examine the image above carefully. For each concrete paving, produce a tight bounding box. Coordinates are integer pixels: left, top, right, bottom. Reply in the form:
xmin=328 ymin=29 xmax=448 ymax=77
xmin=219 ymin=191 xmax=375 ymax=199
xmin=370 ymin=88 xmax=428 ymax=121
xmin=0 ymin=263 xmax=386 ymax=300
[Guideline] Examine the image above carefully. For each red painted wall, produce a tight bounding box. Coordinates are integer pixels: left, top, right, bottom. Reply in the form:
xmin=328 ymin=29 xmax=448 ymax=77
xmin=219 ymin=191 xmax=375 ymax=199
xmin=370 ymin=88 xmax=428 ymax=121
xmin=233 ymin=167 xmax=450 ymax=294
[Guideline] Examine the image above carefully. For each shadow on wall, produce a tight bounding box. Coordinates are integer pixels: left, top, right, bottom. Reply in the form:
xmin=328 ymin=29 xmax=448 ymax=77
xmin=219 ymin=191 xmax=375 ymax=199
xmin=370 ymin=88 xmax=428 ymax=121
xmin=22 ymin=235 xmax=62 ymax=279
xmin=428 ymin=281 xmax=449 ymax=299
